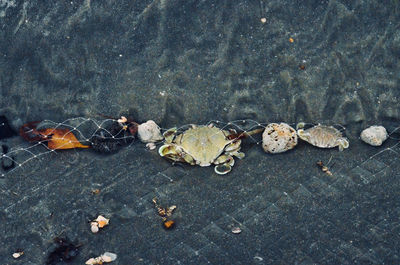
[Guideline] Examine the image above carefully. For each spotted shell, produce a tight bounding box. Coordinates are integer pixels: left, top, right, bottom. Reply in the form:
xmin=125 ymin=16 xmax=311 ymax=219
xmin=262 ymin=123 xmax=297 ymax=153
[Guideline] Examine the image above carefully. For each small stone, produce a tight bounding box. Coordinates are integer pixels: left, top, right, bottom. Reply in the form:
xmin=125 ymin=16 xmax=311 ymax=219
xmin=360 ymin=126 xmax=388 ymax=146
xmin=138 ymin=120 xmax=164 ymax=143
xmin=262 ymin=123 xmax=297 ymax=153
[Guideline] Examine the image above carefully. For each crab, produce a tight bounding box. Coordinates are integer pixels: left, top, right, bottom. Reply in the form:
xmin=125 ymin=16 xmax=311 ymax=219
xmin=296 ymin=123 xmax=349 ymax=151
xmin=158 ymin=124 xmax=246 ymax=175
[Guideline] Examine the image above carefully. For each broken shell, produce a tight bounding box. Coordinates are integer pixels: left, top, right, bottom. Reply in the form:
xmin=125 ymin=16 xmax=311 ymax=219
xmin=12 ymin=251 xmax=24 ymax=259
xmin=138 ymin=120 xmax=164 ymax=143
xmin=163 ymin=220 xmax=176 ymax=230
xmin=101 ymin=252 xmax=117 ymax=262
xmin=262 ymin=123 xmax=297 ymax=153
xmin=90 ymin=215 xmax=109 ymax=233
xmin=231 ymin=227 xmax=242 ymax=234
xmin=86 ymin=252 xmax=117 ymax=264
xmin=86 ymin=258 xmax=98 ymax=264
xmin=360 ymin=125 xmax=388 ymax=146
xmin=117 ymin=116 xmax=127 ymax=123
xmin=95 ymin=215 xmax=110 ymax=228
xmin=146 ymin=142 xmax=157 ymax=150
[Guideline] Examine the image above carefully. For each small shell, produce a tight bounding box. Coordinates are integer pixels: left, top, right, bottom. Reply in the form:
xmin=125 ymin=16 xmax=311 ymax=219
xmin=12 ymin=251 xmax=24 ymax=259
xmin=146 ymin=142 xmax=157 ymax=150
xmin=86 ymin=258 xmax=98 ymax=264
xmin=231 ymin=227 xmax=242 ymax=234
xmin=95 ymin=215 xmax=110 ymax=228
xmin=138 ymin=120 xmax=164 ymax=143
xmin=91 ymin=222 xmax=99 ymax=233
xmin=101 ymin=252 xmax=117 ymax=262
xmin=360 ymin=126 xmax=388 ymax=146
xmin=85 ymin=252 xmax=117 ymax=264
xmin=117 ymin=116 xmax=127 ymax=123
xmin=262 ymin=123 xmax=297 ymax=153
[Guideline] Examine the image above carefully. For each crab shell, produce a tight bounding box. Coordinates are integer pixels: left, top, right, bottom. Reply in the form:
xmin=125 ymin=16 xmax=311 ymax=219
xmin=158 ymin=126 xmax=244 ymax=174
xmin=297 ymin=124 xmax=349 ymax=151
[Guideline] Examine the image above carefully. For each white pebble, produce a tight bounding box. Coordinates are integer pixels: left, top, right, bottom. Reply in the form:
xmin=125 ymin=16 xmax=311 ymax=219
xmin=360 ymin=126 xmax=388 ymax=146
xmin=12 ymin=252 xmax=24 ymax=259
xmin=90 ymin=223 xmax=99 ymax=233
xmin=262 ymin=123 xmax=297 ymax=153
xmin=138 ymin=120 xmax=164 ymax=143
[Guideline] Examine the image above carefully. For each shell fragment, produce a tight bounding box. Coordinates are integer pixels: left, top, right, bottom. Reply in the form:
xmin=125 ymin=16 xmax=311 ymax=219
xmin=85 ymin=252 xmax=117 ymax=264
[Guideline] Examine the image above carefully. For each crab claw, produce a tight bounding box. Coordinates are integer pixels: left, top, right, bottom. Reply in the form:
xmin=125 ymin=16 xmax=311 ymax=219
xmin=338 ymin=138 xmax=349 ymax=151
xmin=163 ymin=128 xmax=177 ymax=143
xmin=214 ymin=164 xmax=231 ymax=175
xmin=296 ymin=122 xmax=306 ymax=130
xmin=214 ymin=155 xmax=235 ymax=175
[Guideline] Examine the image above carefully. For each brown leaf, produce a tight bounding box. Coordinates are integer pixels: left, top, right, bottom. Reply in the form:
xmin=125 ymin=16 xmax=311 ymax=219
xmin=38 ymin=128 xmax=90 ymax=150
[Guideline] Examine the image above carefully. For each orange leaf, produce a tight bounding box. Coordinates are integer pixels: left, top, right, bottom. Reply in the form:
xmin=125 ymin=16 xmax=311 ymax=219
xmin=38 ymin=128 xmax=90 ymax=150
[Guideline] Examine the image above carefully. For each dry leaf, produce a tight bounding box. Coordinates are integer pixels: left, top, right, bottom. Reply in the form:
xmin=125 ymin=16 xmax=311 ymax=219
xmin=38 ymin=128 xmax=90 ymax=150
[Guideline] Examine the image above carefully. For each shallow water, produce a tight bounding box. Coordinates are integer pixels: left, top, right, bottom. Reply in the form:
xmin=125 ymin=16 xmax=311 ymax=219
xmin=1 ymin=1 xmax=400 ymax=264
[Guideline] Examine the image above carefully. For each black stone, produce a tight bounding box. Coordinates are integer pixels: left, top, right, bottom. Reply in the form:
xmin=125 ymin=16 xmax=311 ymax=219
xmin=0 ymin=116 xmax=16 ymax=140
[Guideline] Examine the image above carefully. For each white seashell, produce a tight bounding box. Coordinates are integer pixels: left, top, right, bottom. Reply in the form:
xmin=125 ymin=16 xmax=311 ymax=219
xmin=86 ymin=252 xmax=117 ymax=264
xmin=231 ymin=227 xmax=242 ymax=234
xmin=146 ymin=142 xmax=157 ymax=150
xmin=138 ymin=120 xmax=164 ymax=143
xmin=262 ymin=123 xmax=297 ymax=153
xmin=12 ymin=252 xmax=23 ymax=259
xmin=360 ymin=126 xmax=388 ymax=146
xmin=91 ymin=223 xmax=99 ymax=233
xmin=101 ymin=252 xmax=117 ymax=262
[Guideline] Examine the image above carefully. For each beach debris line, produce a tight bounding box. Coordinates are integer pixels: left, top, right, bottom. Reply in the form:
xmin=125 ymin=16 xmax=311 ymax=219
xmin=90 ymin=215 xmax=110 ymax=233
xmin=262 ymin=123 xmax=298 ymax=153
xmin=360 ymin=125 xmax=388 ymax=146
xmin=85 ymin=252 xmax=117 ymax=264
xmin=152 ymin=197 xmax=177 ymax=230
